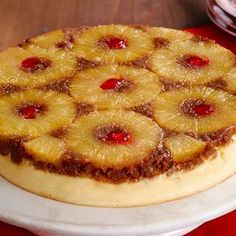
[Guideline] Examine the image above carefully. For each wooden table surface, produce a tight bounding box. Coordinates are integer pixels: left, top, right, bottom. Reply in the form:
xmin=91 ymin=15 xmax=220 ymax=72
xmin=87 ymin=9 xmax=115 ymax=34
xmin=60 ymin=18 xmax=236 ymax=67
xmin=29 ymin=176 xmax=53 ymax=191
xmin=0 ymin=0 xmax=210 ymax=51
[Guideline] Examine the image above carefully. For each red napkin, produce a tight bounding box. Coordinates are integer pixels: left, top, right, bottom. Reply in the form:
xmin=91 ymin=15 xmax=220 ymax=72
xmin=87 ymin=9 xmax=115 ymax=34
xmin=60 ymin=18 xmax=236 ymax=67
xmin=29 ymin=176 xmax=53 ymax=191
xmin=0 ymin=25 xmax=236 ymax=236
xmin=187 ymin=210 xmax=236 ymax=236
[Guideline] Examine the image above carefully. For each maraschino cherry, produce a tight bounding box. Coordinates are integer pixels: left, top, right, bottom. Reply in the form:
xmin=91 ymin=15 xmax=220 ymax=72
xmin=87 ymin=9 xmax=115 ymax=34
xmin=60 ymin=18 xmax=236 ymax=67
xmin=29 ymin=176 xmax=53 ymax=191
xmin=100 ymin=78 xmax=122 ymax=90
xmin=103 ymin=37 xmax=128 ymax=50
xmin=193 ymin=104 xmax=214 ymax=116
xmin=181 ymin=99 xmax=215 ymax=117
xmin=21 ymin=57 xmax=51 ymax=72
xmin=183 ymin=55 xmax=210 ymax=68
xmin=19 ymin=105 xmax=42 ymax=119
xmin=105 ymin=130 xmax=130 ymax=144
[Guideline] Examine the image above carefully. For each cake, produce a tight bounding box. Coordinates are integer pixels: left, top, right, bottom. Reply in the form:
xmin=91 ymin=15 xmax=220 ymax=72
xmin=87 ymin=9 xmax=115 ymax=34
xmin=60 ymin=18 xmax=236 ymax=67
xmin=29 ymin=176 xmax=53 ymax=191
xmin=0 ymin=25 xmax=236 ymax=207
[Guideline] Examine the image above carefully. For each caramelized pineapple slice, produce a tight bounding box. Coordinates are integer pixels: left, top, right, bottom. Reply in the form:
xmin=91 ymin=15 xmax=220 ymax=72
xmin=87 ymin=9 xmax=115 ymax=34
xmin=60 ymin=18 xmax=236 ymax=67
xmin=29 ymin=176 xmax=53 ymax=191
xmin=153 ymin=87 xmax=236 ymax=135
xmin=164 ymin=134 xmax=206 ymax=162
xmin=147 ymin=27 xmax=192 ymax=48
xmin=65 ymin=110 xmax=162 ymax=168
xmin=150 ymin=40 xmax=235 ymax=85
xmin=0 ymin=46 xmax=77 ymax=87
xmin=70 ymin=65 xmax=161 ymax=109
xmin=0 ymin=90 xmax=76 ymax=138
xmin=29 ymin=28 xmax=84 ymax=50
xmin=224 ymin=68 xmax=236 ymax=94
xmin=73 ymin=24 xmax=153 ymax=63
xmin=24 ymin=135 xmax=65 ymax=165
xmin=29 ymin=30 xmax=65 ymax=49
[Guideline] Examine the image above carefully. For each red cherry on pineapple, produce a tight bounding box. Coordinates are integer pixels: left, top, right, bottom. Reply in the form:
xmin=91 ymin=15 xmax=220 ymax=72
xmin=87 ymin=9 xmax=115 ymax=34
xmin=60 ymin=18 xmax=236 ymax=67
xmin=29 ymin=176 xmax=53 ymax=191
xmin=193 ymin=104 xmax=214 ymax=116
xmin=100 ymin=78 xmax=122 ymax=90
xmin=19 ymin=105 xmax=41 ymax=119
xmin=104 ymin=37 xmax=128 ymax=49
xmin=106 ymin=131 xmax=130 ymax=144
xmin=21 ymin=57 xmax=42 ymax=69
xmin=20 ymin=57 xmax=51 ymax=72
xmin=184 ymin=55 xmax=209 ymax=68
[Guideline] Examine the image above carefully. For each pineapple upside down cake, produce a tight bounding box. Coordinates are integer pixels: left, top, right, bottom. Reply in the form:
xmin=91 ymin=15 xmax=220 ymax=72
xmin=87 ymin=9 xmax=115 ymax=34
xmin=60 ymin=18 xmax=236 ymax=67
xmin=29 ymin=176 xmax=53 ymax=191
xmin=0 ymin=25 xmax=236 ymax=207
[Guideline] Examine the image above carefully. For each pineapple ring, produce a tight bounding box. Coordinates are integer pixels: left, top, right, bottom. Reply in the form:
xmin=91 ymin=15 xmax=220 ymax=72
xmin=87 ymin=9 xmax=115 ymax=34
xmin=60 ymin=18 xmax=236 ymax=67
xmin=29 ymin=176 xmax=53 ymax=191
xmin=0 ymin=46 xmax=77 ymax=87
xmin=29 ymin=28 xmax=85 ymax=50
xmin=164 ymin=134 xmax=206 ymax=162
xmin=153 ymin=87 xmax=236 ymax=134
xmin=65 ymin=110 xmax=162 ymax=168
xmin=0 ymin=90 xmax=76 ymax=138
xmin=72 ymin=24 xmax=153 ymax=63
xmin=70 ymin=65 xmax=161 ymax=109
xmin=150 ymin=40 xmax=235 ymax=84
xmin=23 ymin=135 xmax=66 ymax=165
xmin=146 ymin=27 xmax=192 ymax=48
xmin=29 ymin=30 xmax=65 ymax=49
xmin=224 ymin=68 xmax=236 ymax=94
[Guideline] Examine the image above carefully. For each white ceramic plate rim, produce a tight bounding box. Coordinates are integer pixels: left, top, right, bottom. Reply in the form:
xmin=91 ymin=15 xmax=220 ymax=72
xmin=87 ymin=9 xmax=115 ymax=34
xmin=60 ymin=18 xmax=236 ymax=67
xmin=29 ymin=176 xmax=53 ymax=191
xmin=1 ymin=175 xmax=236 ymax=236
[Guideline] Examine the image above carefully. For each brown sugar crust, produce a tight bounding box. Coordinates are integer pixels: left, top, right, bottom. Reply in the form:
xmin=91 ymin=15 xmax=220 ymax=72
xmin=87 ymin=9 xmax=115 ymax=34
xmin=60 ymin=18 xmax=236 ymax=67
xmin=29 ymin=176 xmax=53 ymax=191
xmin=75 ymin=102 xmax=94 ymax=117
xmin=0 ymin=137 xmax=26 ymax=164
xmin=51 ymin=128 xmax=68 ymax=139
xmin=77 ymin=57 xmax=100 ymax=71
xmin=55 ymin=41 xmax=73 ymax=50
xmin=38 ymin=77 xmax=71 ymax=94
xmin=190 ymin=35 xmax=213 ymax=43
xmin=162 ymin=125 xmax=236 ymax=146
xmin=0 ymin=84 xmax=24 ymax=95
xmin=59 ymin=146 xmax=174 ymax=183
xmin=130 ymin=103 xmax=153 ymax=118
xmin=129 ymin=24 xmax=148 ymax=32
xmin=200 ymin=125 xmax=236 ymax=145
xmin=26 ymin=144 xmax=173 ymax=183
xmin=56 ymin=27 xmax=89 ymax=50
xmin=0 ymin=128 xmax=226 ymax=184
xmin=128 ymin=56 xmax=149 ymax=69
xmin=205 ymin=78 xmax=227 ymax=90
xmin=153 ymin=37 xmax=170 ymax=49
xmin=126 ymin=55 xmax=149 ymax=69
xmin=161 ymin=78 xmax=228 ymax=92
xmin=0 ymin=136 xmax=218 ymax=184
xmin=160 ymin=78 xmax=185 ymax=92
xmin=17 ymin=38 xmax=32 ymax=48
xmin=63 ymin=26 xmax=89 ymax=42
xmin=162 ymin=128 xmax=179 ymax=139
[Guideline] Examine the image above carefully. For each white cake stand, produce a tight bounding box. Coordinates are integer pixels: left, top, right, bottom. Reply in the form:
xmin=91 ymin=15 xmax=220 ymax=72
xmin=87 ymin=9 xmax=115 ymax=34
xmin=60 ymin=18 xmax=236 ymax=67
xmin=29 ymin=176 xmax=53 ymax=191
xmin=0 ymin=174 xmax=236 ymax=236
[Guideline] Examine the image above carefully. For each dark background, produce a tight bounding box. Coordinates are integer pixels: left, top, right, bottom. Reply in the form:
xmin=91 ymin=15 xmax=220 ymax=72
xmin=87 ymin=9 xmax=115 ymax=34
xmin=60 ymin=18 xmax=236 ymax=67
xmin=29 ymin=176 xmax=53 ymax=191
xmin=0 ymin=0 xmax=210 ymax=50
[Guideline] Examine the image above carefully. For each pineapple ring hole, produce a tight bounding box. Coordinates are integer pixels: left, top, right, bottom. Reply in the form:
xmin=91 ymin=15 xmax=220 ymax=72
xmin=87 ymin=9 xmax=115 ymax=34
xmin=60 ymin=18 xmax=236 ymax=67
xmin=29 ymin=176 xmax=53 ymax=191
xmin=20 ymin=57 xmax=52 ymax=73
xmin=16 ymin=102 xmax=47 ymax=119
xmin=153 ymin=37 xmax=170 ymax=48
xmin=100 ymin=78 xmax=133 ymax=92
xmin=180 ymin=99 xmax=215 ymax=117
xmin=94 ymin=125 xmax=131 ymax=144
xmin=177 ymin=54 xmax=210 ymax=69
xmin=97 ymin=36 xmax=128 ymax=50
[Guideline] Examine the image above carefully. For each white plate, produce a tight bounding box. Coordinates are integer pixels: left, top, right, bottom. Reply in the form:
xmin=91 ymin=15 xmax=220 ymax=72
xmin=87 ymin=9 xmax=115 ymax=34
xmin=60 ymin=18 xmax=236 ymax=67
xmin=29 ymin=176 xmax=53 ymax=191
xmin=0 ymin=174 xmax=236 ymax=236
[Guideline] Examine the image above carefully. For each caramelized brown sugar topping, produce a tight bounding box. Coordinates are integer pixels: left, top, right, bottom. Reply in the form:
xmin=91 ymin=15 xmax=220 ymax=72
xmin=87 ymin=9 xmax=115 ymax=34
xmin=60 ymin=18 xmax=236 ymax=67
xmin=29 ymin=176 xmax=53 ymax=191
xmin=0 ymin=25 xmax=236 ymax=183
